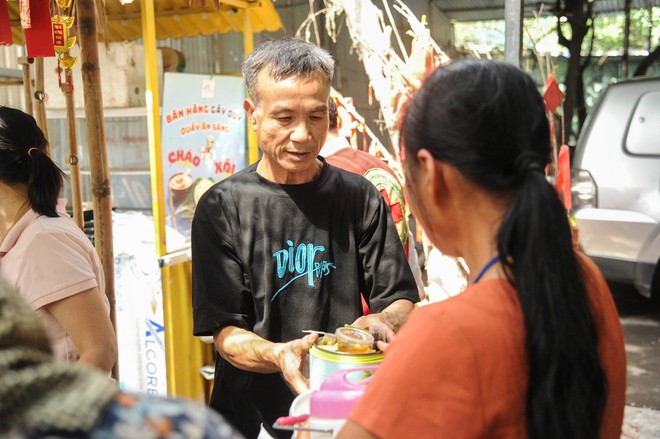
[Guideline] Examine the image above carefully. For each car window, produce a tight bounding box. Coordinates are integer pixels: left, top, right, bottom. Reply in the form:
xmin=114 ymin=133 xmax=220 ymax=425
xmin=625 ymin=91 xmax=660 ymax=156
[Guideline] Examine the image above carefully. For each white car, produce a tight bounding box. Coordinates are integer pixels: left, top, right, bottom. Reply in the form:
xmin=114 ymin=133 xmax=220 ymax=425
xmin=571 ymin=76 xmax=660 ymax=300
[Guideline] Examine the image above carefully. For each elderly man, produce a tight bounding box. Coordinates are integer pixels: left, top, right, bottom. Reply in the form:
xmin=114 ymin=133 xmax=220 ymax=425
xmin=192 ymin=37 xmax=419 ymax=439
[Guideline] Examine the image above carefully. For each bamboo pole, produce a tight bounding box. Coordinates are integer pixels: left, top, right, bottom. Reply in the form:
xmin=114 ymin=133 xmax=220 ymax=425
xmin=381 ymin=0 xmax=408 ymax=63
xmin=77 ymin=0 xmax=118 ymax=379
xmin=33 ymin=58 xmax=51 ymax=156
xmin=17 ymin=57 xmax=33 ymax=116
xmin=62 ymin=85 xmax=84 ymax=230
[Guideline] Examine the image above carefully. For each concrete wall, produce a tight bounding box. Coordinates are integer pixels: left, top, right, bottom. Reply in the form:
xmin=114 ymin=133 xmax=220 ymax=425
xmin=0 ymin=42 xmax=162 ymax=111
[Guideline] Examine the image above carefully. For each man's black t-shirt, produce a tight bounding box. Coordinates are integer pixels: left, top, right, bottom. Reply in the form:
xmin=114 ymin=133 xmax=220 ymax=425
xmin=192 ymin=158 xmax=418 ymax=438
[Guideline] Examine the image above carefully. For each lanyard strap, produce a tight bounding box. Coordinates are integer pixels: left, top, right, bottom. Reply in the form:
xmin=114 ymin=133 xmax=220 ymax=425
xmin=473 ymin=255 xmax=501 ymax=283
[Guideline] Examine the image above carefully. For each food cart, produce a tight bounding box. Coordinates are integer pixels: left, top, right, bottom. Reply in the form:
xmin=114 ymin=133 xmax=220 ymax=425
xmin=2 ymin=0 xmax=282 ymax=401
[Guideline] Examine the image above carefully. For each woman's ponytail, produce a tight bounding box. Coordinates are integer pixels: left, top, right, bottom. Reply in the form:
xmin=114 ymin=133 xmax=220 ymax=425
xmin=0 ymin=106 xmax=65 ymax=217
xmin=26 ymin=148 xmax=65 ymax=217
xmin=498 ymin=170 xmax=605 ymax=439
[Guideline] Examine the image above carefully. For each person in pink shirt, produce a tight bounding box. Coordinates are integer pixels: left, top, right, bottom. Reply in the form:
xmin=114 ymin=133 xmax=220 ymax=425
xmin=0 ymin=106 xmax=116 ymax=373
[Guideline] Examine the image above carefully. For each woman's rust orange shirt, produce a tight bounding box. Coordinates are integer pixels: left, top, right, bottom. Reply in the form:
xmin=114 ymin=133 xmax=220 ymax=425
xmin=349 ymin=255 xmax=626 ymax=438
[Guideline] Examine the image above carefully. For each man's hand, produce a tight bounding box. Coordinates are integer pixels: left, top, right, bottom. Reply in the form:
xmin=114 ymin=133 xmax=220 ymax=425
xmin=275 ymin=333 xmax=318 ymax=394
xmin=214 ymin=326 xmax=318 ymax=394
xmin=351 ymin=299 xmax=415 ymax=344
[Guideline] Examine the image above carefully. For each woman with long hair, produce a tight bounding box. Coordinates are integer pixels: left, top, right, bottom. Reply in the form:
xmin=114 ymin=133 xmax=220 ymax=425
xmin=338 ymin=60 xmax=626 ymax=438
xmin=0 ymin=106 xmax=116 ymax=372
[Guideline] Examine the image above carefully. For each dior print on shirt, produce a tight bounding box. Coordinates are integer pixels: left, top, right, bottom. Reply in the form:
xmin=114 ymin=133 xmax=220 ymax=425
xmin=271 ymin=240 xmax=336 ymax=301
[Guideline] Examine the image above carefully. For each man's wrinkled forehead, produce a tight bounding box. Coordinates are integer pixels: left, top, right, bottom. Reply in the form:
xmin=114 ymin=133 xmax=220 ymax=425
xmin=251 ymin=68 xmax=331 ymax=103
xmin=257 ymin=66 xmax=330 ymax=87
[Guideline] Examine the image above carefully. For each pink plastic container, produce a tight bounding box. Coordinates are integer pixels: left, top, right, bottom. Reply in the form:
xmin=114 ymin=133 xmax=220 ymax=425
xmin=308 ymin=366 xmax=378 ymax=438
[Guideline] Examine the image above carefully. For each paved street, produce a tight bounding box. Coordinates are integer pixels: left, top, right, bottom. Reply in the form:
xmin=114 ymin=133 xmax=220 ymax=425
xmin=611 ymin=282 xmax=660 ymax=439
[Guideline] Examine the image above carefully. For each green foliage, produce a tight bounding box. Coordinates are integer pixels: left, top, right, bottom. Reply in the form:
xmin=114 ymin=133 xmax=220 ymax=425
xmin=593 ymin=9 xmax=659 ymax=53
xmin=453 ymin=7 xmax=659 ymax=56
xmin=454 ymin=7 xmax=660 ymax=140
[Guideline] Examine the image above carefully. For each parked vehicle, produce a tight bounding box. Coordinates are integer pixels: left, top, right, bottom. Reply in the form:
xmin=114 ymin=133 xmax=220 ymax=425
xmin=571 ymin=76 xmax=660 ymax=300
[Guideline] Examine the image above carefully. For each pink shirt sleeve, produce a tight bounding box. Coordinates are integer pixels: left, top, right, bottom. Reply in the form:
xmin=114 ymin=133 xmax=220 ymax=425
xmin=13 ymin=230 xmax=100 ymax=309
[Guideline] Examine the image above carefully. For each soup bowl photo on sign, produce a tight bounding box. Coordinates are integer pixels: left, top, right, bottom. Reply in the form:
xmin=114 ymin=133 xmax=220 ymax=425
xmin=169 ymin=172 xmax=193 ymax=206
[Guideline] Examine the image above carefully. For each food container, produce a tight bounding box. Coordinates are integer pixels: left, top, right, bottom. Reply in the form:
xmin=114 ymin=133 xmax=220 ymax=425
xmin=309 ymin=335 xmax=382 ymax=390
xmin=309 ymin=366 xmax=377 ymax=437
xmin=282 ymin=366 xmax=378 ymax=438
xmin=335 ymin=326 xmax=374 ymax=354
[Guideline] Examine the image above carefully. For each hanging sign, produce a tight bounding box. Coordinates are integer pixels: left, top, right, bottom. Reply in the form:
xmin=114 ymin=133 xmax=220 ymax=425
xmin=161 ymin=73 xmax=246 ymax=252
xmin=0 ymin=0 xmax=12 ymax=45
xmin=543 ymin=73 xmax=564 ymax=115
xmin=53 ymin=0 xmax=78 ymax=91
xmin=114 ymin=214 xmax=167 ymax=396
xmin=23 ymin=0 xmax=55 ymax=57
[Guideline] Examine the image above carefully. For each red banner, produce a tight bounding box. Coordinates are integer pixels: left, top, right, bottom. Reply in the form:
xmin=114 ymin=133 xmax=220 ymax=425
xmin=556 ymin=144 xmax=572 ymax=211
xmin=0 ymin=0 xmax=12 ymax=45
xmin=23 ymin=0 xmax=55 ymax=57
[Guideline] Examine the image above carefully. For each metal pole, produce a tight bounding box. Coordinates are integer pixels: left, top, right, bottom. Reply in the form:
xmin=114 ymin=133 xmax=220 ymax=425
xmin=141 ymin=0 xmax=166 ymax=258
xmin=244 ymin=10 xmax=258 ymax=164
xmin=141 ymin=0 xmax=208 ymax=400
xmin=622 ymin=0 xmax=632 ymax=78
xmin=504 ymin=0 xmax=523 ymax=67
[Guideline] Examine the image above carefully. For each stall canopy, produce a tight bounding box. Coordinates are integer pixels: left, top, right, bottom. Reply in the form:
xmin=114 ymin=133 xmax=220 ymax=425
xmin=102 ymin=0 xmax=282 ymax=41
xmin=6 ymin=0 xmax=282 ymax=43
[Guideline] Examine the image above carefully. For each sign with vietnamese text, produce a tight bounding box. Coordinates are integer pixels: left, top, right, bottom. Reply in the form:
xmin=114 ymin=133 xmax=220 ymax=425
xmin=161 ymin=73 xmax=246 ymax=252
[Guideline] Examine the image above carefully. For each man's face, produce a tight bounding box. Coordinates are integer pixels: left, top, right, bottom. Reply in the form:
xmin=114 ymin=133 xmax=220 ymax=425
xmin=244 ymin=70 xmax=330 ymax=183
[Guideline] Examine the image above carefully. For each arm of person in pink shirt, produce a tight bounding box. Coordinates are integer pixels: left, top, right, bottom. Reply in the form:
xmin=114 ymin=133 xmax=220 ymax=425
xmin=47 ymin=287 xmax=117 ymax=373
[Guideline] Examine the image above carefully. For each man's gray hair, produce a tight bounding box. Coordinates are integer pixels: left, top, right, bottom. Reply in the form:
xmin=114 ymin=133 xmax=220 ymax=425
xmin=242 ymin=37 xmax=335 ymax=103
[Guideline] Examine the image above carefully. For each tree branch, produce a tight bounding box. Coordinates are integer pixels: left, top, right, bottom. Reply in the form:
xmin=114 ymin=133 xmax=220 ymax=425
xmin=556 ymin=15 xmax=570 ymax=48
xmin=633 ymin=45 xmax=660 ymax=76
xmin=580 ymin=17 xmax=595 ymax=70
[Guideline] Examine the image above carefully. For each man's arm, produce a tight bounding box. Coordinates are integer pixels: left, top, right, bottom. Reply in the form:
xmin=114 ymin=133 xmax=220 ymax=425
xmin=214 ymin=325 xmax=318 ymax=394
